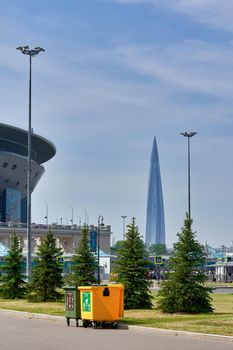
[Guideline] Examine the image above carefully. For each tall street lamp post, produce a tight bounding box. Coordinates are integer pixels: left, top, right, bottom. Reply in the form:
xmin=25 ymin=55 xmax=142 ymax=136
xmin=121 ymin=215 xmax=127 ymax=240
xmin=83 ymin=209 xmax=88 ymax=225
xmin=97 ymin=215 xmax=104 ymax=284
xmin=77 ymin=216 xmax=82 ymax=227
xmin=17 ymin=45 xmax=45 ymax=278
xmin=44 ymin=201 xmax=48 ymax=225
xmin=69 ymin=205 xmax=74 ymax=225
xmin=180 ymin=131 xmax=197 ymax=219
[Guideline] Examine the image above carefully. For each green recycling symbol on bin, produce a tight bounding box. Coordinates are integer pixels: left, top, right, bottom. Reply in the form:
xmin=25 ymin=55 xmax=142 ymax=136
xmin=82 ymin=292 xmax=91 ymax=312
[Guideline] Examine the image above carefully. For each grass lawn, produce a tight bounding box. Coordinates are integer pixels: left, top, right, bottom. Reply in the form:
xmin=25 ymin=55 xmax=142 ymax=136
xmin=205 ymin=282 xmax=233 ymax=288
xmin=0 ymin=298 xmax=65 ymax=316
xmin=123 ymin=293 xmax=233 ymax=336
xmin=0 ymin=293 xmax=233 ymax=336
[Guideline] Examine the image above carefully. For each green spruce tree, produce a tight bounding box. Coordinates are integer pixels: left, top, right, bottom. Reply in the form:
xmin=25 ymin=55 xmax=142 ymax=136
xmin=111 ymin=240 xmax=124 ymax=255
xmin=115 ymin=218 xmax=153 ymax=309
xmin=157 ymin=213 xmax=213 ymax=313
xmin=66 ymin=225 xmax=98 ymax=287
xmin=27 ymin=231 xmax=63 ymax=302
xmin=148 ymin=243 xmax=167 ymax=255
xmin=0 ymin=233 xmax=26 ymax=299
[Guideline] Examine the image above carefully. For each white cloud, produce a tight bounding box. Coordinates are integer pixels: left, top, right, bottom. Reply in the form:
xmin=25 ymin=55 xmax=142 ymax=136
xmin=106 ymin=0 xmax=233 ymax=32
xmin=111 ymin=42 xmax=233 ymax=99
xmin=168 ymin=0 xmax=233 ymax=31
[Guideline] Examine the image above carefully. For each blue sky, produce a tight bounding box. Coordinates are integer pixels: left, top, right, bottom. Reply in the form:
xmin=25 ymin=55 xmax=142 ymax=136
xmin=1 ymin=0 xmax=233 ymax=247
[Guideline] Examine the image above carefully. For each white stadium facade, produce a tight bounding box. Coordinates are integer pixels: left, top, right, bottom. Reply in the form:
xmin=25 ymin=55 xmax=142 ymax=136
xmin=0 ymin=123 xmax=112 ymax=277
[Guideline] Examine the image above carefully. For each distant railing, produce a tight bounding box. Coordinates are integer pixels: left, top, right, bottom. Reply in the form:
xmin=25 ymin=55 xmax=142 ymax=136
xmin=0 ymin=222 xmax=111 ymax=232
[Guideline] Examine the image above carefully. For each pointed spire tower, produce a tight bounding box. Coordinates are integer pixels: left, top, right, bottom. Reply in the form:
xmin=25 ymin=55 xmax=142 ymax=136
xmin=146 ymin=136 xmax=165 ymax=245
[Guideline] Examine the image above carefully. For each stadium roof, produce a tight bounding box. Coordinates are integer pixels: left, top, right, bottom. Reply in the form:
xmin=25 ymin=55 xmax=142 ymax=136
xmin=0 ymin=122 xmax=56 ymax=163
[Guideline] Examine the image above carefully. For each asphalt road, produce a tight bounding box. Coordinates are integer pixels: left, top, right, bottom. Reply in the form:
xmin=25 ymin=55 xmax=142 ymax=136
xmin=213 ymin=287 xmax=233 ymax=293
xmin=0 ymin=313 xmax=233 ymax=350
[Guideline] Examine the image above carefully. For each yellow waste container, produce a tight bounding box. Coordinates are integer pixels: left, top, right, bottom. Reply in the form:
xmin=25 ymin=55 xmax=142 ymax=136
xmin=78 ymin=284 xmax=124 ymax=328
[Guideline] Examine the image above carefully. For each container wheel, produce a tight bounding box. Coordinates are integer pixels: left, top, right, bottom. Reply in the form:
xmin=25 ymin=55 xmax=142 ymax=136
xmin=93 ymin=322 xmax=97 ymax=329
xmin=66 ymin=318 xmax=70 ymax=327
xmin=111 ymin=322 xmax=118 ymax=329
xmin=83 ymin=320 xmax=89 ymax=328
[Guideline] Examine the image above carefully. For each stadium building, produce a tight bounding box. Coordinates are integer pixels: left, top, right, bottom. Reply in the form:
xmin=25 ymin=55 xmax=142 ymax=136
xmin=0 ymin=123 xmax=112 ymax=272
xmin=0 ymin=122 xmax=55 ymax=223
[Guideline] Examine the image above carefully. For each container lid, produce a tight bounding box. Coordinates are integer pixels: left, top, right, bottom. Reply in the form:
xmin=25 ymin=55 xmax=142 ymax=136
xmin=78 ymin=283 xmax=124 ymax=290
xmin=63 ymin=285 xmax=76 ymax=290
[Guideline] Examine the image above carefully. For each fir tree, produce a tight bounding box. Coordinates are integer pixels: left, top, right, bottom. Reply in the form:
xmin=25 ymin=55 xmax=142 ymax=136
xmin=0 ymin=233 xmax=26 ymax=299
xmin=157 ymin=213 xmax=213 ymax=313
xmin=111 ymin=240 xmax=124 ymax=255
xmin=148 ymin=243 xmax=167 ymax=255
xmin=115 ymin=218 xmax=153 ymax=309
xmin=27 ymin=231 xmax=63 ymax=302
xmin=66 ymin=225 xmax=98 ymax=287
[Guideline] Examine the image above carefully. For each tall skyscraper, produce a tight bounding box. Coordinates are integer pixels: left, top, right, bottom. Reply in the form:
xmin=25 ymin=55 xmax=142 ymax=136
xmin=146 ymin=136 xmax=165 ymax=245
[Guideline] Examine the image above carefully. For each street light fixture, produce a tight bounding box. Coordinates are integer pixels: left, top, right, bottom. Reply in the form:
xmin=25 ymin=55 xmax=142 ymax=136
xmin=77 ymin=216 xmax=82 ymax=227
xmin=83 ymin=209 xmax=87 ymax=225
xmin=17 ymin=45 xmax=45 ymax=278
xmin=180 ymin=131 xmax=197 ymax=219
xmin=44 ymin=201 xmax=48 ymax=225
xmin=83 ymin=209 xmax=90 ymax=225
xmin=121 ymin=215 xmax=127 ymax=240
xmin=97 ymin=215 xmax=104 ymax=284
xmin=69 ymin=205 xmax=74 ymax=225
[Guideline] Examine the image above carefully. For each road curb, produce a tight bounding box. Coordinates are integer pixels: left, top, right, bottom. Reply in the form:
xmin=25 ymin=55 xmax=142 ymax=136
xmin=127 ymin=325 xmax=233 ymax=340
xmin=0 ymin=309 xmax=64 ymax=322
xmin=1 ymin=309 xmax=233 ymax=341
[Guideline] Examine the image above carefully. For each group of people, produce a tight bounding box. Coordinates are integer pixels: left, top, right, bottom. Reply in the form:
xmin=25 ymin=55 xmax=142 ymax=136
xmin=147 ymin=269 xmax=165 ymax=281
